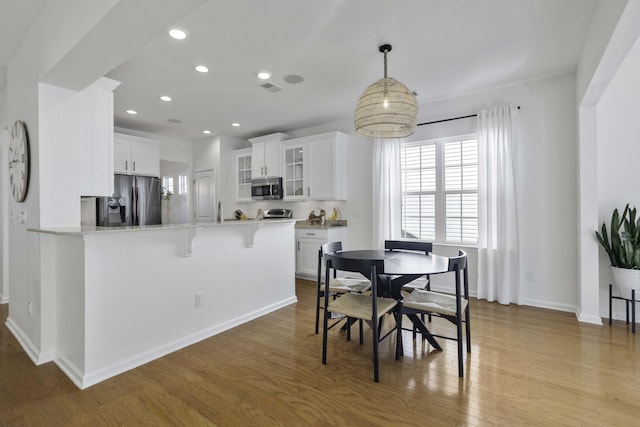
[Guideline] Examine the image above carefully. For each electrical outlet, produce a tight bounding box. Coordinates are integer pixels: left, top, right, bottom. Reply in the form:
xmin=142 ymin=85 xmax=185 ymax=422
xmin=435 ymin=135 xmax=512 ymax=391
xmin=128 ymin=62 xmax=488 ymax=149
xmin=195 ymin=293 xmax=204 ymax=308
xmin=27 ymin=301 xmax=32 ymax=316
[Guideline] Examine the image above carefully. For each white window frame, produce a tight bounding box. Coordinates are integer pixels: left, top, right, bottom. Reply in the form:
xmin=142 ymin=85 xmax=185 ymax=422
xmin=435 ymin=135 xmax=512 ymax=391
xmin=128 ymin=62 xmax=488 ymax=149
xmin=401 ymin=133 xmax=478 ymax=245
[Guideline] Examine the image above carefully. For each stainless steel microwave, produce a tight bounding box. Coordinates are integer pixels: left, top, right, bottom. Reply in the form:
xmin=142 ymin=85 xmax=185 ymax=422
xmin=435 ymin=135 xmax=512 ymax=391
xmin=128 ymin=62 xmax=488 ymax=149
xmin=251 ymin=177 xmax=283 ymax=200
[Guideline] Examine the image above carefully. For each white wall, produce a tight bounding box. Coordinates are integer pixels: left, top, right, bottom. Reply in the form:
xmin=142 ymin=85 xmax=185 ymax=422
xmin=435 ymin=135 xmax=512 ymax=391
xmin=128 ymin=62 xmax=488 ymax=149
xmin=6 ymin=25 xmax=47 ymax=360
xmin=596 ymin=42 xmax=640 ymax=317
xmin=576 ymin=1 xmax=640 ymax=323
xmin=0 ymin=89 xmax=8 ymax=303
xmin=408 ymin=73 xmax=579 ymax=311
xmin=218 ymin=73 xmax=580 ymax=312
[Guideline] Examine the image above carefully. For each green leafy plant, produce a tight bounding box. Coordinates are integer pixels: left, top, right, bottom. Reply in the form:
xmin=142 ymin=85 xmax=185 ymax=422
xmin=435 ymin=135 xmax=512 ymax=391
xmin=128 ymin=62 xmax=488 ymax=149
xmin=596 ymin=204 xmax=640 ymax=269
xmin=162 ymin=186 xmax=173 ymax=201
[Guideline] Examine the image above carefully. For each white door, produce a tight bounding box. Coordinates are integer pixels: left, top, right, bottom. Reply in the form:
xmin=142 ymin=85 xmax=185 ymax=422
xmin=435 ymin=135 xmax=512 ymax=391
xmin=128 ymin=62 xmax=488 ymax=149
xmin=194 ymin=169 xmax=215 ymax=222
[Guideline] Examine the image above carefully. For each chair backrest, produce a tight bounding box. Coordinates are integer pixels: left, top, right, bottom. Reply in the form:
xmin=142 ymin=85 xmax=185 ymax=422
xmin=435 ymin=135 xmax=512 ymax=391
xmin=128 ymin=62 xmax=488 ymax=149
xmin=447 ymin=250 xmax=467 ymax=272
xmin=385 ymin=240 xmax=432 ymax=255
xmin=321 ymin=241 xmax=342 ymax=257
xmin=325 ymin=253 xmax=384 ymax=276
xmin=448 ymin=250 xmax=469 ymax=300
xmin=324 ymin=253 xmax=385 ymax=299
xmin=318 ymin=241 xmax=343 ymax=284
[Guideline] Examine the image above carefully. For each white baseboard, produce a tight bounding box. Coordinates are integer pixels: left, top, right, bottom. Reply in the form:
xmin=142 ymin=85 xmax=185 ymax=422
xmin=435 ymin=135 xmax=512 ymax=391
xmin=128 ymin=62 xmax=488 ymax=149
xmin=54 ymin=355 xmax=85 ymax=389
xmin=0 ymin=294 xmax=8 ymax=304
xmin=75 ymin=296 xmax=298 ymax=389
xmin=5 ymin=317 xmax=55 ymax=365
xmin=576 ymin=312 xmax=604 ymax=325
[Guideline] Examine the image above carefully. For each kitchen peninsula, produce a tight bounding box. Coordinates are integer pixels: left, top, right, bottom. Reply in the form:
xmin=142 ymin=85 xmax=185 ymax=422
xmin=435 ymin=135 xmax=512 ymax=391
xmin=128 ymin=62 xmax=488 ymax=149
xmin=24 ymin=220 xmax=296 ymax=389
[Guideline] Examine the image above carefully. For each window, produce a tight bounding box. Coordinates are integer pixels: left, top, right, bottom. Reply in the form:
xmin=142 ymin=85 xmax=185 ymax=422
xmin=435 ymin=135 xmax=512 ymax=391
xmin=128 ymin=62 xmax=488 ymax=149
xmin=179 ymin=174 xmax=188 ymax=195
xmin=401 ymin=135 xmax=478 ymax=244
xmin=162 ymin=176 xmax=174 ymax=195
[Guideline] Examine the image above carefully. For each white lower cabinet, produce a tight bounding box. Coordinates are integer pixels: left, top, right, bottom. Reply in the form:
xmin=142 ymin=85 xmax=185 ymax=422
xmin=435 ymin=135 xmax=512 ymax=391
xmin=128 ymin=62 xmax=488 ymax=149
xmin=295 ymin=226 xmax=348 ymax=278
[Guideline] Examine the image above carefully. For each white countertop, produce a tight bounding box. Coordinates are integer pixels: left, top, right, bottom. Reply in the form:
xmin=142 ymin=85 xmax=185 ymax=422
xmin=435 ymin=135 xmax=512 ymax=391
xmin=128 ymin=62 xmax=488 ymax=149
xmin=28 ymin=219 xmax=297 ymax=236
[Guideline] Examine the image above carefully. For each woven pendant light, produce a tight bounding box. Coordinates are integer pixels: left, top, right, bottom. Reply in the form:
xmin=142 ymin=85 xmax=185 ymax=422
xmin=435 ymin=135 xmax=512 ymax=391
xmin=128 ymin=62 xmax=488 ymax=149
xmin=354 ymin=44 xmax=418 ymax=138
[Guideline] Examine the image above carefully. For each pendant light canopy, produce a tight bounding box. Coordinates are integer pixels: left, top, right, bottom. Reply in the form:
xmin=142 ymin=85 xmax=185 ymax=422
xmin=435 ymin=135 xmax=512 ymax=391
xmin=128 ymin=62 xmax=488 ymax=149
xmin=354 ymin=44 xmax=418 ymax=139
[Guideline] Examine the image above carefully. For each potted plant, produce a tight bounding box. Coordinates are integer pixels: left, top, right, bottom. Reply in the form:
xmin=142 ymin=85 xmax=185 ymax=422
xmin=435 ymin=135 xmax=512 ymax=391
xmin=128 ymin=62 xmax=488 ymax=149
xmin=596 ymin=203 xmax=640 ymax=299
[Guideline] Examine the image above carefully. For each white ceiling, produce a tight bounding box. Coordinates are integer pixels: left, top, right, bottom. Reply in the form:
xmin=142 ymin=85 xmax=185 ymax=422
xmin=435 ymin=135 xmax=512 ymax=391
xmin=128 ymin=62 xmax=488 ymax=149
xmin=2 ymin=0 xmax=598 ymax=141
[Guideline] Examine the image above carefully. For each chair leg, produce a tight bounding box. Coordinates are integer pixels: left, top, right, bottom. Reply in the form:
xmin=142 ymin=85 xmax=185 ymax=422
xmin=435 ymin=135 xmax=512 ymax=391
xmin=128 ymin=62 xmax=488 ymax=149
xmin=465 ymin=306 xmax=471 ymax=352
xmin=322 ymin=306 xmax=330 ymax=365
xmin=359 ymin=319 xmax=364 ymax=345
xmin=315 ymin=291 xmax=322 ymax=334
xmin=346 ymin=317 xmax=351 ymax=341
xmin=372 ymin=315 xmax=380 ymax=383
xmin=457 ymin=320 xmax=464 ymax=378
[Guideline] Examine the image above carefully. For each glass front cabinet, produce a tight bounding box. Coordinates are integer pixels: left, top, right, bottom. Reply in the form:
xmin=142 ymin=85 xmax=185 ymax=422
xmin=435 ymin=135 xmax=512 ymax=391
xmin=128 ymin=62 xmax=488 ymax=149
xmin=282 ymin=143 xmax=306 ymax=200
xmin=235 ymin=148 xmax=252 ymax=202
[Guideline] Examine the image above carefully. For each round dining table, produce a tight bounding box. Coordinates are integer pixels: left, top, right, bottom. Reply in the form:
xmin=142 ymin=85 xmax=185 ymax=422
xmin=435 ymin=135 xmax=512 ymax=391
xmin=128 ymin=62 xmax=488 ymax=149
xmin=324 ymin=249 xmax=452 ymax=351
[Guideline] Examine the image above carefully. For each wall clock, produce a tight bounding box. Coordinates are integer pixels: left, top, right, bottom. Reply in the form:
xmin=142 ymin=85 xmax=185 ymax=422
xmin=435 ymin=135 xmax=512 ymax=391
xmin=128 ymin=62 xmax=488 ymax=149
xmin=8 ymin=120 xmax=30 ymax=203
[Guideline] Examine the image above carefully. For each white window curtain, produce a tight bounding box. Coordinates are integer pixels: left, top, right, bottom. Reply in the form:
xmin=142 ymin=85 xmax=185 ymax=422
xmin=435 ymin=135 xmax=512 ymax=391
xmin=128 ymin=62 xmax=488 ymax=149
xmin=372 ymin=138 xmax=402 ymax=249
xmin=477 ymin=105 xmax=521 ymax=304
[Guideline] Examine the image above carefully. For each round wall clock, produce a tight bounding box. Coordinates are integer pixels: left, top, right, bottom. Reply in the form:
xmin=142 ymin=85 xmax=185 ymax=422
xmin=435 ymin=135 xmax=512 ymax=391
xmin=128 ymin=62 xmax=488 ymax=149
xmin=8 ymin=120 xmax=30 ymax=203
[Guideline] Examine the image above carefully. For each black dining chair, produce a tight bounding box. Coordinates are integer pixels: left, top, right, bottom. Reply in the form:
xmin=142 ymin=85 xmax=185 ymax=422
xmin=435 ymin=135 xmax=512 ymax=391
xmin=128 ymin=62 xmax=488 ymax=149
xmin=399 ymin=250 xmax=471 ymax=377
xmin=384 ymin=240 xmax=433 ymax=293
xmin=322 ymin=254 xmax=401 ymax=382
xmin=314 ymin=242 xmax=371 ymax=335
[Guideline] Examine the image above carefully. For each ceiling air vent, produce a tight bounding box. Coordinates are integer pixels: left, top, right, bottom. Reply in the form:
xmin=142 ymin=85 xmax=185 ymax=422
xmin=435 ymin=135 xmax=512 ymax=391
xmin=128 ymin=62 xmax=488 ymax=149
xmin=260 ymin=82 xmax=283 ymax=93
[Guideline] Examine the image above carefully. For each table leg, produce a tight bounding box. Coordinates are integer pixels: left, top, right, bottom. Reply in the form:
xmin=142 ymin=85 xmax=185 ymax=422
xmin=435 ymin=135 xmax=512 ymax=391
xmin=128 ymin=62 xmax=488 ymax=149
xmin=406 ymin=313 xmax=442 ymax=351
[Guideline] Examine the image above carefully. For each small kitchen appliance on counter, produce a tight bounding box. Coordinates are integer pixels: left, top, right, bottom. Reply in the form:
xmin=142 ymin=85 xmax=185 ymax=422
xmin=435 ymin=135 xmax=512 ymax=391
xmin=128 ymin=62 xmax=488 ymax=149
xmin=262 ymin=209 xmax=293 ymax=219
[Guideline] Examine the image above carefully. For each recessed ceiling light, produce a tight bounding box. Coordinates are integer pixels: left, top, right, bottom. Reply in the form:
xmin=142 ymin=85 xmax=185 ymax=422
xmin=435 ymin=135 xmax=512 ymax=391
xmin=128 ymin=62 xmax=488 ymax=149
xmin=195 ymin=65 xmax=209 ymax=73
xmin=160 ymin=95 xmax=172 ymax=102
xmin=257 ymin=71 xmax=271 ymax=80
xmin=232 ymin=123 xmax=240 ymax=127
xmin=126 ymin=110 xmax=137 ymax=115
xmin=169 ymin=28 xmax=188 ymax=40
xmin=202 ymin=130 xmax=211 ymax=134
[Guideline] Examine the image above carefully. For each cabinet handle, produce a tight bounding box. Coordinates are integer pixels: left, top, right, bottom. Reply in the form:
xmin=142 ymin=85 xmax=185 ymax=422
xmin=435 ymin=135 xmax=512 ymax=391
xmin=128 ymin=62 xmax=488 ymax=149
xmin=261 ymin=166 xmax=264 ymax=175
xmin=307 ymin=187 xmax=310 ymax=196
xmin=133 ymin=161 xmax=136 ymax=171
xmin=297 ymin=240 xmax=300 ymax=250
xmin=265 ymin=166 xmax=268 ymax=175
xmin=306 ymin=232 xmax=316 ymax=236
xmin=125 ymin=160 xmax=128 ymax=171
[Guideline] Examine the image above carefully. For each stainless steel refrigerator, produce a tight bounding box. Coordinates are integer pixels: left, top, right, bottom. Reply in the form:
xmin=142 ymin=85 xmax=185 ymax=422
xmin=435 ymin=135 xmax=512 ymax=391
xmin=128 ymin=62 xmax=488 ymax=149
xmin=97 ymin=175 xmax=162 ymax=226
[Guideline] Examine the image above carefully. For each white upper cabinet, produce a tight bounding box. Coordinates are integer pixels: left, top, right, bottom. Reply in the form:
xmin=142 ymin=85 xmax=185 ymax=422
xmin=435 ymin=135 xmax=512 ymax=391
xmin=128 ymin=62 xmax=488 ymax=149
xmin=249 ymin=133 xmax=290 ymax=178
xmin=79 ymin=77 xmax=121 ymax=196
xmin=281 ymin=131 xmax=347 ymax=201
xmin=114 ymin=133 xmax=160 ymax=177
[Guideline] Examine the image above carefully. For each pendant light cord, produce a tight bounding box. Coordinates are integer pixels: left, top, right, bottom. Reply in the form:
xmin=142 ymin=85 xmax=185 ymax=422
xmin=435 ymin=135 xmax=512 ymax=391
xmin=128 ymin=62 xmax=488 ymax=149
xmin=383 ymin=49 xmax=388 ymax=78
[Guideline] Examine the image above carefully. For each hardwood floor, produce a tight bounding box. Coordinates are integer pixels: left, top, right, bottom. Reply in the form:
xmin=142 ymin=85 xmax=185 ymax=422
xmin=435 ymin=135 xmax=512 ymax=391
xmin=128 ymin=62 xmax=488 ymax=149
xmin=1 ymin=279 xmax=639 ymax=426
